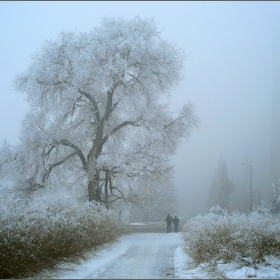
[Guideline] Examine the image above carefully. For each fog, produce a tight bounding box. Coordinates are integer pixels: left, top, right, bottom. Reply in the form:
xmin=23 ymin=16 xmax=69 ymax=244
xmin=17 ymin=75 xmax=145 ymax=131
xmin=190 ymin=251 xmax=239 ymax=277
xmin=1 ymin=2 xmax=279 ymax=218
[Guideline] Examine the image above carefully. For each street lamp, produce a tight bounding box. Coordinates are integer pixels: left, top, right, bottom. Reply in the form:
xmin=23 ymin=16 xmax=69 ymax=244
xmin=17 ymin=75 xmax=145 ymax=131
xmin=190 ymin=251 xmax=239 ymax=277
xmin=241 ymin=162 xmax=253 ymax=212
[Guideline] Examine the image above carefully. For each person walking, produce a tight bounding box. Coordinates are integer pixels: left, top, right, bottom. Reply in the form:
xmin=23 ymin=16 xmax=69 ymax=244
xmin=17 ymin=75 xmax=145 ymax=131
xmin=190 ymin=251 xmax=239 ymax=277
xmin=173 ymin=216 xmax=180 ymax=232
xmin=165 ymin=214 xmax=173 ymax=233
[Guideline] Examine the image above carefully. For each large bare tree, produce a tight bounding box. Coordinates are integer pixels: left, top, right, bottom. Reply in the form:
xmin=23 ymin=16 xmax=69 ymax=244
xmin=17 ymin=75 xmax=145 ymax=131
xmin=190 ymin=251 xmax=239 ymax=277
xmin=1 ymin=17 xmax=198 ymax=204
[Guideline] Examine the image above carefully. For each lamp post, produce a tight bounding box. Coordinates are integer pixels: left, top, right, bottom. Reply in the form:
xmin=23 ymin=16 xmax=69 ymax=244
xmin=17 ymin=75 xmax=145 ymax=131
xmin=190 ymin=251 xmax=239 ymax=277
xmin=241 ymin=162 xmax=253 ymax=212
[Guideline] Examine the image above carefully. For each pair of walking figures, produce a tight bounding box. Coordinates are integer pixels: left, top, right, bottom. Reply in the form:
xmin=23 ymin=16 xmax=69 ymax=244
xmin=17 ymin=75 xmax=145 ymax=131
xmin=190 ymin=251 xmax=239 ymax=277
xmin=165 ymin=214 xmax=180 ymax=233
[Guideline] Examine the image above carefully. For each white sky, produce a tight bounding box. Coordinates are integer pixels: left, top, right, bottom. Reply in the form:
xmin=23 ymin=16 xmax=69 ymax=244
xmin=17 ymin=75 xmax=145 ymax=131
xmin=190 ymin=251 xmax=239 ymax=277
xmin=1 ymin=1 xmax=280 ymax=217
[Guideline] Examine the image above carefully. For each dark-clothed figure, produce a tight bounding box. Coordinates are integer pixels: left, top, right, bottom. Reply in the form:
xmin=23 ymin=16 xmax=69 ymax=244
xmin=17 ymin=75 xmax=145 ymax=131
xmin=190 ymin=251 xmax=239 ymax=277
xmin=173 ymin=216 xmax=180 ymax=233
xmin=166 ymin=214 xmax=173 ymax=233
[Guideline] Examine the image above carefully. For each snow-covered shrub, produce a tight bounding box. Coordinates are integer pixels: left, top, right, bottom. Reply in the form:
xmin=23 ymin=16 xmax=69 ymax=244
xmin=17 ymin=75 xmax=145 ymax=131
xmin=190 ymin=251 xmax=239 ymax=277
xmin=182 ymin=206 xmax=280 ymax=266
xmin=0 ymin=194 xmax=121 ymax=278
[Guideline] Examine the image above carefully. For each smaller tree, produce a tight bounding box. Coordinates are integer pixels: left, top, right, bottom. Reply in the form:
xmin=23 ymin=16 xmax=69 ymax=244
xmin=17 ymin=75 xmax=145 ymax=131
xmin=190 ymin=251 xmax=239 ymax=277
xmin=208 ymin=157 xmax=235 ymax=212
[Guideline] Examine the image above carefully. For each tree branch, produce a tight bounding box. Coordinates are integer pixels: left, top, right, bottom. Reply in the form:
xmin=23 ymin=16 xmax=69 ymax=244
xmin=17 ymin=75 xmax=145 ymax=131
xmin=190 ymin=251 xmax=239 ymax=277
xmin=43 ymin=151 xmax=78 ymax=183
xmin=91 ymin=120 xmax=141 ymax=160
xmin=78 ymin=88 xmax=100 ymax=123
xmin=103 ymin=87 xmax=114 ymax=122
xmin=59 ymin=139 xmax=87 ymax=169
xmin=101 ymin=120 xmax=141 ymax=145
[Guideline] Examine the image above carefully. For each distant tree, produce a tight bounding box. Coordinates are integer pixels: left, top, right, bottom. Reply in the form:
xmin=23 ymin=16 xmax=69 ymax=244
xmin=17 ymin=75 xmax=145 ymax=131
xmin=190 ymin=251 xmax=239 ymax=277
xmin=208 ymin=157 xmax=235 ymax=211
xmin=271 ymin=179 xmax=280 ymax=213
xmin=0 ymin=17 xmax=199 ymax=205
xmin=129 ymin=179 xmax=177 ymax=222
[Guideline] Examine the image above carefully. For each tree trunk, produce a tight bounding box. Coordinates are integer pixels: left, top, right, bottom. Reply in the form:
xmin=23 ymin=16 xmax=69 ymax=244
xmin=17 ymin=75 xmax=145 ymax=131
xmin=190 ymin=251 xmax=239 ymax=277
xmin=88 ymin=176 xmax=101 ymax=202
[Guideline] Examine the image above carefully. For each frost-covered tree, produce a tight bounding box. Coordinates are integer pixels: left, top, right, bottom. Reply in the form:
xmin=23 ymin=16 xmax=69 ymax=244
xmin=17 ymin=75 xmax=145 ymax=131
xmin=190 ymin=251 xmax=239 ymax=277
xmin=1 ymin=17 xmax=198 ymax=204
xmin=208 ymin=157 xmax=235 ymax=211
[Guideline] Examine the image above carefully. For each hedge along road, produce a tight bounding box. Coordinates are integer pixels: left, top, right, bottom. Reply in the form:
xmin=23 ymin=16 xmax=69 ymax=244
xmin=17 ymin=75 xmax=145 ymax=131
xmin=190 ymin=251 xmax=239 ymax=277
xmin=57 ymin=223 xmax=185 ymax=279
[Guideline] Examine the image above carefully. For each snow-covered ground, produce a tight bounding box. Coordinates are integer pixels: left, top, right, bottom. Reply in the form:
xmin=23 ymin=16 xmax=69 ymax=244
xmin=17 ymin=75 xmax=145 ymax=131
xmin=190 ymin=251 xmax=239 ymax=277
xmin=45 ymin=232 xmax=280 ymax=279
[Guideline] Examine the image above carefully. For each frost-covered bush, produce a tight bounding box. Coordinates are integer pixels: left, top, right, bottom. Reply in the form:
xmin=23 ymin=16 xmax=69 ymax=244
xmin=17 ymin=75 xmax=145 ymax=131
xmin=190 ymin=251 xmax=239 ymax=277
xmin=182 ymin=206 xmax=280 ymax=266
xmin=0 ymin=194 xmax=121 ymax=278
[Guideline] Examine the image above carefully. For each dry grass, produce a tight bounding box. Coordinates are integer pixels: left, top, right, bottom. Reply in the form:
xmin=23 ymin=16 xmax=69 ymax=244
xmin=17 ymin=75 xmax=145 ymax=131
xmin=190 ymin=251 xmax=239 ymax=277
xmin=182 ymin=206 xmax=280 ymax=266
xmin=0 ymin=200 xmax=121 ymax=278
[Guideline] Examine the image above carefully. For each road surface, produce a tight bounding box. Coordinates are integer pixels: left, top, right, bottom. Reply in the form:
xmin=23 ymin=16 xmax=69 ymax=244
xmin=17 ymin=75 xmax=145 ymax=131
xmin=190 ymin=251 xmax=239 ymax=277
xmin=127 ymin=221 xmax=168 ymax=233
xmin=34 ymin=222 xmax=280 ymax=279
xmin=51 ymin=223 xmax=187 ymax=279
xmin=54 ymin=221 xmax=186 ymax=280
xmin=83 ymin=233 xmax=183 ymax=279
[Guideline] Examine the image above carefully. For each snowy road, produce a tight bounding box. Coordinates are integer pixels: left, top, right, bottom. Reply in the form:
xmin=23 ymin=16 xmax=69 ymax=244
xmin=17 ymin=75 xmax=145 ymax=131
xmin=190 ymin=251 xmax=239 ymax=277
xmin=42 ymin=231 xmax=280 ymax=279
xmin=57 ymin=233 xmax=186 ymax=279
xmin=85 ymin=234 xmax=179 ymax=279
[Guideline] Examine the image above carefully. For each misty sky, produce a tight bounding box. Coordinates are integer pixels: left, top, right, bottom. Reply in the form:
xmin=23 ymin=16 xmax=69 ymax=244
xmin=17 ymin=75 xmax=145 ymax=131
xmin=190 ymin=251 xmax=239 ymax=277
xmin=1 ymin=1 xmax=280 ymax=217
